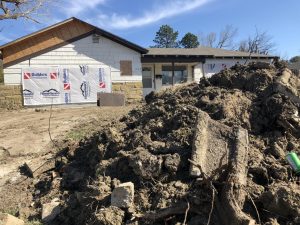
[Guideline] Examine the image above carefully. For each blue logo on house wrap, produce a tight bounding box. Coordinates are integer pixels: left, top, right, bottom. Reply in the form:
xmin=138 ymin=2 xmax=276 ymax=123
xmin=23 ymin=89 xmax=34 ymax=98
xmin=80 ymin=81 xmax=91 ymax=99
xmin=41 ymin=89 xmax=60 ymax=98
xmin=31 ymin=72 xmax=47 ymax=79
xmin=79 ymin=65 xmax=88 ymax=76
xmin=63 ymin=69 xmax=69 ymax=83
xmin=64 ymin=93 xmax=71 ymax=104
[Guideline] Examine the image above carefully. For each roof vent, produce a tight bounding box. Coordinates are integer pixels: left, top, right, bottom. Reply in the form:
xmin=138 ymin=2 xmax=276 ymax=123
xmin=92 ymin=34 xmax=100 ymax=43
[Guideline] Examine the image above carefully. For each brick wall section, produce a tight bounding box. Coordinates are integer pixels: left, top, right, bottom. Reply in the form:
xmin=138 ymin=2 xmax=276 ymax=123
xmin=0 ymin=85 xmax=23 ymax=108
xmin=112 ymin=82 xmax=143 ymax=104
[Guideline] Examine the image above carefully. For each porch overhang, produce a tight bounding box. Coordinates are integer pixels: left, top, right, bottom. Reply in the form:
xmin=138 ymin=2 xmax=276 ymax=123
xmin=141 ymin=55 xmax=207 ymax=63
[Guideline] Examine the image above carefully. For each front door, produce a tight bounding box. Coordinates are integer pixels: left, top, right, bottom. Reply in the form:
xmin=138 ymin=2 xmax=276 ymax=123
xmin=142 ymin=67 xmax=154 ymax=97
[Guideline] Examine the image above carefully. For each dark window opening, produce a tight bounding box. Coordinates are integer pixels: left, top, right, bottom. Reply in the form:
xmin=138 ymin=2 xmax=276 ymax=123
xmin=162 ymin=65 xmax=187 ymax=85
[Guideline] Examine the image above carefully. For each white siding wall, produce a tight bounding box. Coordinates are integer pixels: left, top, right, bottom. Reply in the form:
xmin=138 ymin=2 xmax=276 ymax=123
xmin=194 ymin=63 xmax=204 ymax=82
xmin=4 ymin=35 xmax=142 ymax=85
xmin=200 ymin=58 xmax=271 ymax=78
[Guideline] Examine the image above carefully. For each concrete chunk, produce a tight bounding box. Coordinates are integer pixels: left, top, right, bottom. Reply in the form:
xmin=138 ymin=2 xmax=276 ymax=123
xmin=0 ymin=213 xmax=24 ymax=225
xmin=111 ymin=182 xmax=134 ymax=208
xmin=190 ymin=110 xmax=249 ymax=178
xmin=42 ymin=198 xmax=61 ymax=223
xmin=190 ymin=110 xmax=233 ymax=177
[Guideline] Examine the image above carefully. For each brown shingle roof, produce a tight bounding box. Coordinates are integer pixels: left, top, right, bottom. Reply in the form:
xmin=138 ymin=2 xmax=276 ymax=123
xmin=145 ymin=47 xmax=276 ymax=59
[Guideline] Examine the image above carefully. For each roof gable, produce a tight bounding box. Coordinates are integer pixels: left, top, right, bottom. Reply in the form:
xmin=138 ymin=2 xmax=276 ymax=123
xmin=1 ymin=17 xmax=148 ymax=67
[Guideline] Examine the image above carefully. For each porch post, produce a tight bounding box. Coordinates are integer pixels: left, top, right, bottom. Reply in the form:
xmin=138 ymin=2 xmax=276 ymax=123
xmin=153 ymin=63 xmax=156 ymax=89
xmin=172 ymin=61 xmax=175 ymax=85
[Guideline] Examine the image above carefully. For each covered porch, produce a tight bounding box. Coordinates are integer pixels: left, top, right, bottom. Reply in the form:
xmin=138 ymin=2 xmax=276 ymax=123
xmin=141 ymin=55 xmax=205 ymax=97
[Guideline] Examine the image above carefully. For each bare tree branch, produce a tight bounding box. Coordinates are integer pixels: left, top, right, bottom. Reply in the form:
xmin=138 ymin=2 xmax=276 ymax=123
xmin=199 ymin=32 xmax=216 ymax=48
xmin=206 ymin=32 xmax=216 ymax=47
xmin=0 ymin=0 xmax=44 ymax=22
xmin=217 ymin=25 xmax=238 ymax=48
xmin=238 ymin=28 xmax=275 ymax=55
xmin=199 ymin=25 xmax=238 ymax=49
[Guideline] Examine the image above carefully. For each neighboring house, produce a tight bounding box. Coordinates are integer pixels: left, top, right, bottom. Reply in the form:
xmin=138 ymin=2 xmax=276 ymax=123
xmin=0 ymin=17 xmax=276 ymax=105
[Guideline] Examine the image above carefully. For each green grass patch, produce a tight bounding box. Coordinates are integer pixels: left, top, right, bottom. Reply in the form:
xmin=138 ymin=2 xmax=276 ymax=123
xmin=1 ymin=207 xmax=18 ymax=217
xmin=66 ymin=129 xmax=90 ymax=141
xmin=25 ymin=220 xmax=43 ymax=225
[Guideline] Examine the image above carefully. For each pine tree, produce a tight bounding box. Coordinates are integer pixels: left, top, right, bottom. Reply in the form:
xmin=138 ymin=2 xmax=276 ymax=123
xmin=180 ymin=32 xmax=199 ymax=48
xmin=152 ymin=25 xmax=179 ymax=48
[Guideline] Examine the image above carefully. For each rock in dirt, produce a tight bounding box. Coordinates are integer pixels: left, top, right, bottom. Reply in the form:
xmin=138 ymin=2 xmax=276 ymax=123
xmin=0 ymin=213 xmax=24 ymax=225
xmin=42 ymin=198 xmax=61 ymax=223
xmin=128 ymin=147 xmax=163 ymax=179
xmin=95 ymin=206 xmax=124 ymax=225
xmin=111 ymin=182 xmax=134 ymax=208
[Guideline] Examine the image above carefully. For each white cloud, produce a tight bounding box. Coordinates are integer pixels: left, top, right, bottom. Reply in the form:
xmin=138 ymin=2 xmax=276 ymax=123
xmin=96 ymin=0 xmax=212 ymax=29
xmin=0 ymin=33 xmax=12 ymax=44
xmin=66 ymin=0 xmax=107 ymax=16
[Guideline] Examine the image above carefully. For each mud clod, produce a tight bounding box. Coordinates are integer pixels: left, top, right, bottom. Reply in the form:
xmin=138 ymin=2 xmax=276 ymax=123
xmin=128 ymin=148 xmax=163 ymax=179
xmin=95 ymin=206 xmax=125 ymax=225
xmin=164 ymin=153 xmax=181 ymax=174
xmin=260 ymin=183 xmax=300 ymax=217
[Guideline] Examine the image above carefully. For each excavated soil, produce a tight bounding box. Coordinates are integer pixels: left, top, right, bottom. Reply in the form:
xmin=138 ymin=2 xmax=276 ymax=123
xmin=8 ymin=61 xmax=300 ymax=225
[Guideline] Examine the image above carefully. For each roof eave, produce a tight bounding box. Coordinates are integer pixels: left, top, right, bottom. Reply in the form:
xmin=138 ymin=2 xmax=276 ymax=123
xmin=0 ymin=17 xmax=76 ymax=50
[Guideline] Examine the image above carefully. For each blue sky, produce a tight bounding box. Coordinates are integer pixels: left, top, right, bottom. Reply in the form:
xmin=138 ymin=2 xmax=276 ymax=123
xmin=0 ymin=0 xmax=299 ymax=59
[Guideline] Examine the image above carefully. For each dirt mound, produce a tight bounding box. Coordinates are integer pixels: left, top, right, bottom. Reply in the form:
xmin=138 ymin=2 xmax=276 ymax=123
xmin=13 ymin=62 xmax=300 ymax=225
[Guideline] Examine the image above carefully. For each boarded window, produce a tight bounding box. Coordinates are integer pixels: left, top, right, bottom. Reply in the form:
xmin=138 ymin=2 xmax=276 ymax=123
xmin=120 ymin=60 xmax=132 ymax=76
